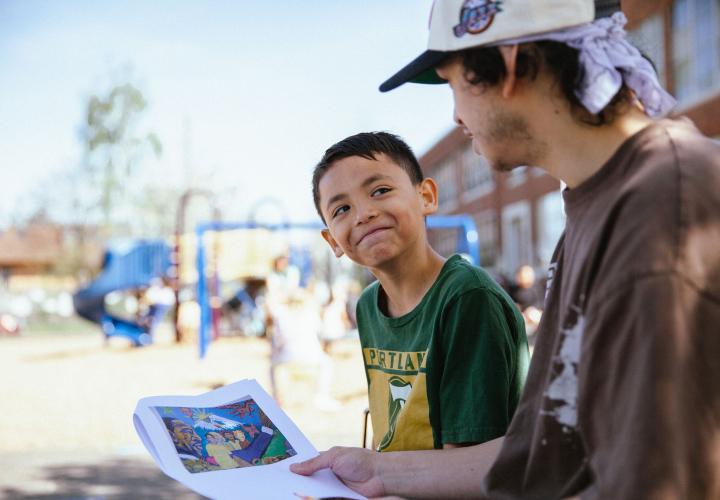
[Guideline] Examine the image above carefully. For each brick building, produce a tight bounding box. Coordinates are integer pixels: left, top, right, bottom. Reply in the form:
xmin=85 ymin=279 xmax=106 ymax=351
xmin=421 ymin=0 xmax=720 ymax=276
xmin=0 ymin=223 xmax=63 ymax=280
xmin=0 ymin=219 xmax=104 ymax=291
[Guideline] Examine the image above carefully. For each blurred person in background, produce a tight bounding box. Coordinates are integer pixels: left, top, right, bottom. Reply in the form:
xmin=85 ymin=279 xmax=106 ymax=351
xmin=266 ymin=288 xmax=339 ymax=411
xmin=319 ymin=283 xmax=351 ymax=354
xmin=508 ymin=264 xmax=543 ymax=337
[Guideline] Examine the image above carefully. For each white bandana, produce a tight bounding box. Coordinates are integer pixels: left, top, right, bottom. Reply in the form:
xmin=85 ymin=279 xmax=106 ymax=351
xmin=498 ymin=12 xmax=676 ymax=117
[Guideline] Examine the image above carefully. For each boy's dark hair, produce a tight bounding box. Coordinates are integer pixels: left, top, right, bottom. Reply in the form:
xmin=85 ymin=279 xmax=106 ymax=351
xmin=458 ymin=41 xmax=634 ymax=126
xmin=312 ymin=131 xmax=424 ymax=223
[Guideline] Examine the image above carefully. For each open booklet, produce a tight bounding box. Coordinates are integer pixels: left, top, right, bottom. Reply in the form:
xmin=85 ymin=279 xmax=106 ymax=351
xmin=133 ymin=378 xmax=366 ymax=500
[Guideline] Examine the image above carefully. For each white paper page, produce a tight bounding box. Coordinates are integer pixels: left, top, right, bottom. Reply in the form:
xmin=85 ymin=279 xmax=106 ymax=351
xmin=134 ymin=379 xmax=365 ymax=500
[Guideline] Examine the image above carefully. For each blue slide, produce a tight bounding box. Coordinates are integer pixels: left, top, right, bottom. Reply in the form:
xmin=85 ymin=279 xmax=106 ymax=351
xmin=73 ymin=240 xmax=171 ymax=346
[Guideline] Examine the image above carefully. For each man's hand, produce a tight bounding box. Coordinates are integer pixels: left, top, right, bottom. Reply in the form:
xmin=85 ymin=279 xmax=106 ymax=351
xmin=292 ymin=438 xmax=504 ymax=499
xmin=290 ymin=446 xmax=385 ymax=498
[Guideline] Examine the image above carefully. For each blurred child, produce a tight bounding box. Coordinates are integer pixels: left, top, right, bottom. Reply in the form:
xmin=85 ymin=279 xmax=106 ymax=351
xmin=319 ymin=285 xmax=350 ymax=353
xmin=266 ymin=289 xmax=338 ymax=410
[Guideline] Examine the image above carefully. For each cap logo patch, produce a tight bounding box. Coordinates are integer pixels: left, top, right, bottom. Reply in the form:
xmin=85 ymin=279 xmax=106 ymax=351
xmin=453 ymin=0 xmax=502 ymax=37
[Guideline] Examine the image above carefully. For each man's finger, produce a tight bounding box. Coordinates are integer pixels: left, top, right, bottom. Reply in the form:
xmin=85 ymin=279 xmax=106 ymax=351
xmin=290 ymin=451 xmax=334 ymax=476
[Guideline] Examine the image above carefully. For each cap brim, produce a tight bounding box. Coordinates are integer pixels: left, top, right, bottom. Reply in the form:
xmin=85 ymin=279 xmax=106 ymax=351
xmin=380 ymin=0 xmax=620 ymax=94
xmin=379 ymin=50 xmax=451 ymax=93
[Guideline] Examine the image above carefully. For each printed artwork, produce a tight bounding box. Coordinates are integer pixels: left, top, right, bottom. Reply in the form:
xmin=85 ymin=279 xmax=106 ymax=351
xmin=293 ymin=496 xmax=356 ymax=499
xmin=154 ymin=397 xmax=297 ymax=473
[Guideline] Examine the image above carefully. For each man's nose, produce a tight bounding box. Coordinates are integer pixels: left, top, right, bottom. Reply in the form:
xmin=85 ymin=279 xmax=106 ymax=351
xmin=453 ymin=109 xmax=464 ymax=127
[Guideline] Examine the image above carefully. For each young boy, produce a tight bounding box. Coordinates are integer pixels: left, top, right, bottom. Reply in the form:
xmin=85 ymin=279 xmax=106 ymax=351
xmin=312 ymin=131 xmax=529 ymax=452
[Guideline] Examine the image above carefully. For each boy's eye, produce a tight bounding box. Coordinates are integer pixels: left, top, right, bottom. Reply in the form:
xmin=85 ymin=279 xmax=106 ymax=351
xmin=371 ymin=187 xmax=391 ymax=197
xmin=332 ymin=205 xmax=349 ymax=218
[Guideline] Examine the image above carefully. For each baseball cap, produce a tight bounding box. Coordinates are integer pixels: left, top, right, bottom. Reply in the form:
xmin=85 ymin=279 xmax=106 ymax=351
xmin=379 ymin=0 xmax=621 ymax=92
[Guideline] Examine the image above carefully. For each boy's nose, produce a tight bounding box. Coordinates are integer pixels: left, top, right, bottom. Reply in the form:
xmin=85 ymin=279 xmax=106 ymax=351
xmin=354 ymin=203 xmax=378 ymax=225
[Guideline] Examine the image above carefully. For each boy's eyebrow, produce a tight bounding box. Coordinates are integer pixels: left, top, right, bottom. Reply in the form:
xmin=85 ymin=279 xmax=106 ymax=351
xmin=361 ymin=173 xmax=392 ymax=188
xmin=324 ymin=173 xmax=393 ymax=212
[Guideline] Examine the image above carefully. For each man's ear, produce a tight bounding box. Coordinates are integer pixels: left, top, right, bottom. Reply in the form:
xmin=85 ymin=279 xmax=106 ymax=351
xmin=321 ymin=229 xmax=344 ymax=258
xmin=419 ymin=178 xmax=439 ymax=216
xmin=498 ymin=44 xmax=519 ymax=99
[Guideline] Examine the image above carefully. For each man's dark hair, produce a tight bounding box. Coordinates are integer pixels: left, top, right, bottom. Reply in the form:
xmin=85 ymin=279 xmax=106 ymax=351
xmin=458 ymin=41 xmax=634 ymax=125
xmin=312 ymin=131 xmax=424 ymax=223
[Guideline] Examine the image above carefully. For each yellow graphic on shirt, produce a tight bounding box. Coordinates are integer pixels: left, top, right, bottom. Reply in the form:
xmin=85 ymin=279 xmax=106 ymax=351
xmin=363 ymin=348 xmax=434 ymax=452
xmin=378 ymin=376 xmax=412 ymax=450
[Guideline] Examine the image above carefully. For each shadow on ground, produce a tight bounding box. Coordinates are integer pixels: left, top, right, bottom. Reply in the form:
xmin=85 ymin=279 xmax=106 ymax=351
xmin=0 ymin=457 xmax=204 ymax=499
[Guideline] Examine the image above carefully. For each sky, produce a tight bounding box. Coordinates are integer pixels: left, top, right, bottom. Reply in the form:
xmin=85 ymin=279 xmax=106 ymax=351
xmin=0 ymin=0 xmax=457 ymax=229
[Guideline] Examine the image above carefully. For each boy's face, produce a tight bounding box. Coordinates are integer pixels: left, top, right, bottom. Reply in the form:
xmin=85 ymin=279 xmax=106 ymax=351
xmin=318 ymin=154 xmax=438 ymax=270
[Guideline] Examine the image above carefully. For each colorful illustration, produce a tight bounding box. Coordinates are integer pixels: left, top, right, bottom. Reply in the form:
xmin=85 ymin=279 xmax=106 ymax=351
xmin=294 ymin=496 xmax=357 ymax=499
xmin=154 ymin=397 xmax=297 ymax=473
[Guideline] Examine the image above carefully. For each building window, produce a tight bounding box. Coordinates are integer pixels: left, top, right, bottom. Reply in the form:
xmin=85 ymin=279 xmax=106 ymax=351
xmin=537 ymin=190 xmax=566 ymax=267
xmin=461 ymin=146 xmax=494 ymax=201
xmin=672 ymin=0 xmax=720 ymax=103
xmin=475 ymin=211 xmax=498 ymax=268
xmin=628 ymin=13 xmax=666 ymax=86
xmin=504 ymin=166 xmax=527 ymax=189
xmin=501 ymin=201 xmax=532 ymax=274
xmin=435 ymin=159 xmax=458 ymax=211
xmin=529 ymin=167 xmax=544 ymax=177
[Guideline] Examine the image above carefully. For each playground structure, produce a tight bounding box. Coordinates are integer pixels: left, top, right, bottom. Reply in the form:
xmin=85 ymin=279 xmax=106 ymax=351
xmin=171 ymin=188 xmax=219 ymax=343
xmin=73 ymin=240 xmax=171 ymax=346
xmin=194 ymin=220 xmax=324 ymax=359
xmin=194 ymin=215 xmax=480 ymax=358
xmin=72 ymin=214 xmax=480 ymax=354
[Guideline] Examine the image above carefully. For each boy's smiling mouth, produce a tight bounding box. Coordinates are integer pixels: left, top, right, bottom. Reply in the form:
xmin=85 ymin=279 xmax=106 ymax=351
xmin=356 ymin=226 xmax=391 ymax=246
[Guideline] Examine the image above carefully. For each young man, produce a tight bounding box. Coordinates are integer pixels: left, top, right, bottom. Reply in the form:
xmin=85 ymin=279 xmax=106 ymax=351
xmin=313 ymin=131 xmax=528 ymax=452
xmin=292 ymin=1 xmax=720 ymax=498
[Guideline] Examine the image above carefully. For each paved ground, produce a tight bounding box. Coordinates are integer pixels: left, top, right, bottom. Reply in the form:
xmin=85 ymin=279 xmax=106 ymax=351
xmin=0 ymin=324 xmax=369 ymax=498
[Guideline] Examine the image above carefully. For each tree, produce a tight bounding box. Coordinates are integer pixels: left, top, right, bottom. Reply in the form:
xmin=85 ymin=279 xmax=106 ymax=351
xmin=80 ymin=81 xmax=162 ymax=234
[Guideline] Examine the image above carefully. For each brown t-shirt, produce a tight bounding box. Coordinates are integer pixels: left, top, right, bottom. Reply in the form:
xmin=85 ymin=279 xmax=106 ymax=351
xmin=483 ymin=119 xmax=720 ymax=499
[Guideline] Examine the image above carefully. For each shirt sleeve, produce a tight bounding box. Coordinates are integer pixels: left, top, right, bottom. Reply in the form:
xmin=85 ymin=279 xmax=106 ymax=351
xmin=577 ymin=273 xmax=720 ymax=500
xmin=434 ymin=288 xmax=527 ymax=445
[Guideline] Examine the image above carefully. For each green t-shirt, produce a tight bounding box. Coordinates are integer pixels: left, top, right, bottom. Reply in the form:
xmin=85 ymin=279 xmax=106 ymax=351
xmin=357 ymin=254 xmax=529 ymax=451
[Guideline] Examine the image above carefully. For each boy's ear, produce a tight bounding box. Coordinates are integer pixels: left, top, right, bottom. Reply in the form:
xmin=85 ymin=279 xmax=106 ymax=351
xmin=499 ymin=44 xmax=519 ymax=99
xmin=419 ymin=178 xmax=439 ymax=216
xmin=321 ymin=229 xmax=344 ymax=258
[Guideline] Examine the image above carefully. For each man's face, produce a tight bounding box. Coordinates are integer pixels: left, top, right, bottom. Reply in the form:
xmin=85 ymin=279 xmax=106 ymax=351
xmin=436 ymin=57 xmax=541 ymax=172
xmin=318 ymin=154 xmax=437 ymax=270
